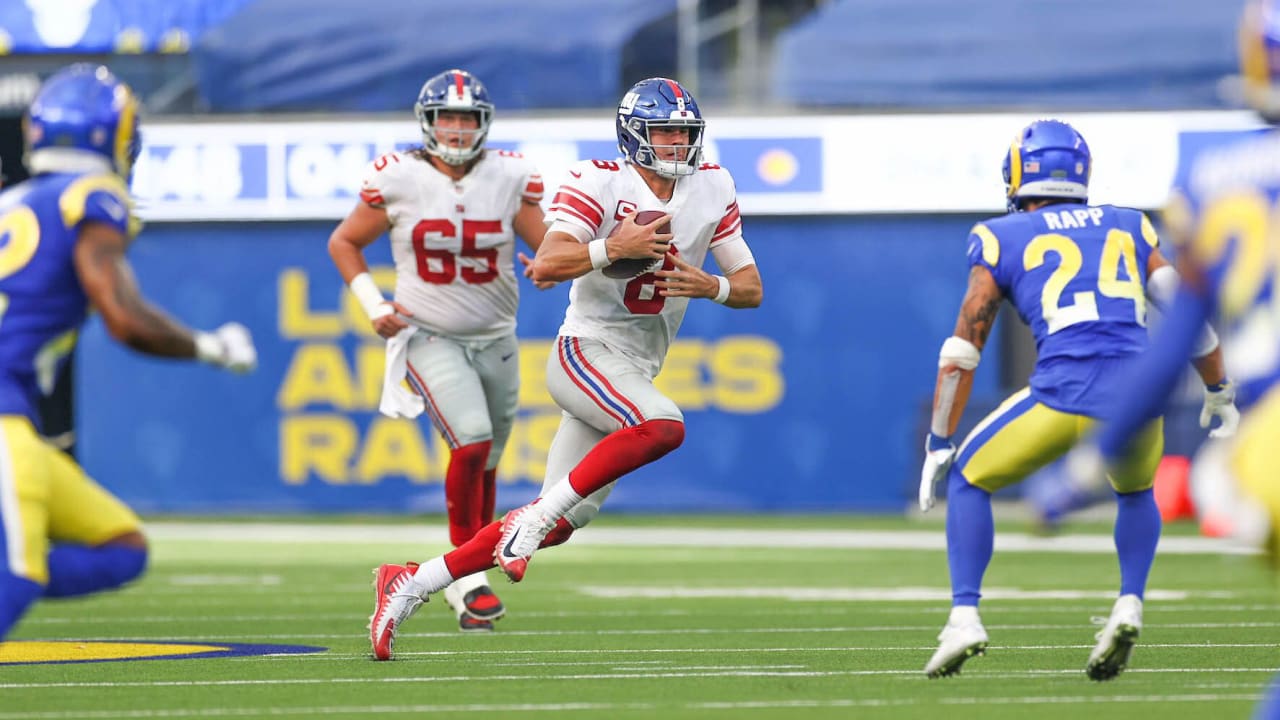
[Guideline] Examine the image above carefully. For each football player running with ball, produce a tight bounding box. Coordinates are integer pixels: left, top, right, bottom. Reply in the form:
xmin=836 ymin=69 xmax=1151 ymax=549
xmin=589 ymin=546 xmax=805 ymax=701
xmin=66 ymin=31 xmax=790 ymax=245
xmin=366 ymin=77 xmax=763 ymax=660
xmin=330 ymin=69 xmax=549 ymax=633
xmin=917 ymin=120 xmax=1238 ymax=680
xmin=0 ymin=65 xmax=258 ymax=640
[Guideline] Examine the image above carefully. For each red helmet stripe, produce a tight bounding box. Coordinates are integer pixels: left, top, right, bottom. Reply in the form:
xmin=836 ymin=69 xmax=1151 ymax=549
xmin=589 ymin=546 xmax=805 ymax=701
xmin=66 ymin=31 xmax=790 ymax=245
xmin=454 ymin=72 xmax=465 ymax=99
xmin=665 ymin=79 xmax=682 ymax=99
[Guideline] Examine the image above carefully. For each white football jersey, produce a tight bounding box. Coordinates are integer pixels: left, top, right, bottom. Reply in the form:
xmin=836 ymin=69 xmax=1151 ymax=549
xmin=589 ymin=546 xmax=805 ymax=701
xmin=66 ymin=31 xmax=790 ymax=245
xmin=546 ymin=159 xmax=744 ymax=377
xmin=360 ymin=150 xmax=543 ymax=340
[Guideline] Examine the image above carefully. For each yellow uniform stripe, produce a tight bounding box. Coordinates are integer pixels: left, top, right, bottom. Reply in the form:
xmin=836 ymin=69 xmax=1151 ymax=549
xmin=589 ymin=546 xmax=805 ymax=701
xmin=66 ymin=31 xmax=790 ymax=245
xmin=971 ymin=223 xmax=1000 ymax=266
xmin=1139 ymin=212 xmax=1160 ymax=248
xmin=58 ymin=174 xmax=130 ymax=230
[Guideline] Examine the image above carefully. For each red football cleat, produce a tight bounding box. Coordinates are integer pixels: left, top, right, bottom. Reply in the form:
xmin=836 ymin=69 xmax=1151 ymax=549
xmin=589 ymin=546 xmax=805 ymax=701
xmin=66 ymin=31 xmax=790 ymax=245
xmin=368 ymin=562 xmax=424 ymax=661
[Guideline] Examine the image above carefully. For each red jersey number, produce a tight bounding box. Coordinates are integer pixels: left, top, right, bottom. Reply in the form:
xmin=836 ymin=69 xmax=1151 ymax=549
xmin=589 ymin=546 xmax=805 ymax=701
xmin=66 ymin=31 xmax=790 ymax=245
xmin=410 ymin=219 xmax=502 ymax=285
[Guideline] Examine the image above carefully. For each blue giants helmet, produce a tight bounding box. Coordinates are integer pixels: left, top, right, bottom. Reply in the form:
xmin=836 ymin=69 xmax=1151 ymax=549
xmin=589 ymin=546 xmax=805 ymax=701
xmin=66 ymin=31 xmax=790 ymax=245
xmin=414 ymin=69 xmax=494 ymax=165
xmin=1238 ymin=0 xmax=1280 ymax=121
xmin=616 ymin=78 xmax=705 ymax=178
xmin=25 ymin=64 xmax=141 ymax=181
xmin=1002 ymin=119 xmax=1091 ymax=212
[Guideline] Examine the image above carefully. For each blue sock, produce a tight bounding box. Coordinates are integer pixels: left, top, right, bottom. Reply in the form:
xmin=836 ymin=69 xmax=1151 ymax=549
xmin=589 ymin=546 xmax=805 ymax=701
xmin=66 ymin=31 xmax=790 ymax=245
xmin=0 ymin=574 xmax=43 ymax=641
xmin=1114 ymin=488 xmax=1161 ymax=599
xmin=43 ymin=544 xmax=147 ymax=598
xmin=946 ymin=468 xmax=994 ymax=607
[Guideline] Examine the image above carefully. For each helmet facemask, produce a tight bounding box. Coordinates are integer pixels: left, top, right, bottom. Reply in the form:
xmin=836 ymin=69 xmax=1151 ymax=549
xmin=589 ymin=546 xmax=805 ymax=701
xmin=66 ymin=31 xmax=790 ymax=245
xmin=622 ymin=117 xmax=705 ymax=178
xmin=417 ymin=107 xmax=490 ymax=166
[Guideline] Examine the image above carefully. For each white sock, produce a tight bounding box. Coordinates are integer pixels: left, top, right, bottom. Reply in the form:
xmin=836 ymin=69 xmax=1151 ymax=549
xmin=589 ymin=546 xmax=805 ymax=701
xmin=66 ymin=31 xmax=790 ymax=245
xmin=948 ymin=605 xmax=982 ymax=626
xmin=536 ymin=476 xmax=583 ymax=519
xmin=408 ymin=557 xmax=454 ymax=597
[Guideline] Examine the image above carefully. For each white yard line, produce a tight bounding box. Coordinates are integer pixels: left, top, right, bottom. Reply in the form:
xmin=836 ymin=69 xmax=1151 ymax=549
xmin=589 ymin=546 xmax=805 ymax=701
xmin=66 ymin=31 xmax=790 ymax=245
xmin=0 ymin=669 xmax=1274 ymax=691
xmin=143 ymin=522 xmax=1261 ymax=555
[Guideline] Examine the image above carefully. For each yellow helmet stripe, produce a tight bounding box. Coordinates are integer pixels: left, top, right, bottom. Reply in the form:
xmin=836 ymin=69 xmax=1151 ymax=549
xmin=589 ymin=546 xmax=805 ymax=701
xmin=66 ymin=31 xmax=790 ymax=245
xmin=113 ymin=88 xmax=138 ymax=177
xmin=1007 ymin=136 xmax=1022 ymax=197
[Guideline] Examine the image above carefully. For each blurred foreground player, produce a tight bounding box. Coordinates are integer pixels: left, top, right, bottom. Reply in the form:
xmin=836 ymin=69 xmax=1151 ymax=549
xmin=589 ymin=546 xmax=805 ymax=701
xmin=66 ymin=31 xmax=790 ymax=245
xmin=0 ymin=65 xmax=257 ymax=640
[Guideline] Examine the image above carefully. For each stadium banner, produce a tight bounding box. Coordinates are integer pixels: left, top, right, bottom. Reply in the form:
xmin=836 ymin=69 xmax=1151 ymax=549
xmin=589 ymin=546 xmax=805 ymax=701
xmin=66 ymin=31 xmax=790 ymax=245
xmin=77 ymin=216 xmax=1002 ymax=514
xmin=131 ymin=111 xmax=1262 ymax=221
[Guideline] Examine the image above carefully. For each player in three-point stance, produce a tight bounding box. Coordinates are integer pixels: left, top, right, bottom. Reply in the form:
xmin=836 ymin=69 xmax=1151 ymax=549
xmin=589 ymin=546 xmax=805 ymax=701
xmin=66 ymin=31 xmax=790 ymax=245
xmin=366 ymin=76 xmax=763 ymax=660
xmin=917 ymin=119 xmax=1238 ymax=680
xmin=0 ymin=65 xmax=258 ymax=640
xmin=329 ymin=69 xmax=550 ymax=633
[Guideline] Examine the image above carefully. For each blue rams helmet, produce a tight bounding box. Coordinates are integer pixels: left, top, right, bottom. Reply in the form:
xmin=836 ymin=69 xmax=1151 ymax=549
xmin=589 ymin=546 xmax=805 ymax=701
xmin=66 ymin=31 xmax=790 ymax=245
xmin=25 ymin=64 xmax=141 ymax=180
xmin=415 ymin=69 xmax=494 ymax=165
xmin=617 ymin=78 xmax=705 ymax=178
xmin=1002 ymin=119 xmax=1091 ymax=212
xmin=1238 ymin=0 xmax=1280 ymax=121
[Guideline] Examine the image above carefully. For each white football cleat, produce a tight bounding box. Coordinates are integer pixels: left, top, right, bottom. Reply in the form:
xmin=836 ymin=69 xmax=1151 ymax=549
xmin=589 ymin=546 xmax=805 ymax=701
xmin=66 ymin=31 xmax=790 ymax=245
xmin=494 ymin=503 xmax=556 ymax=582
xmin=369 ymin=563 xmax=426 ymax=661
xmin=1086 ymin=594 xmax=1142 ymax=681
xmin=925 ymin=606 xmax=989 ymax=678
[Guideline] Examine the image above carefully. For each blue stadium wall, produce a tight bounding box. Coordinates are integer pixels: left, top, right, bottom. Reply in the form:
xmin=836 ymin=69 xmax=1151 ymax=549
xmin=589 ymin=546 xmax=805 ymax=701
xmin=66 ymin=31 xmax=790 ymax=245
xmin=76 ymin=215 xmax=1001 ymax=515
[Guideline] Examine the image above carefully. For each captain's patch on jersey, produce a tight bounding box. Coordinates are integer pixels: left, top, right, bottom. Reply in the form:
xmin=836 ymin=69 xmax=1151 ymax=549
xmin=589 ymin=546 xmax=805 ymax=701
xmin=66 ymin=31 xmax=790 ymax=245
xmin=0 ymin=640 xmax=325 ymax=665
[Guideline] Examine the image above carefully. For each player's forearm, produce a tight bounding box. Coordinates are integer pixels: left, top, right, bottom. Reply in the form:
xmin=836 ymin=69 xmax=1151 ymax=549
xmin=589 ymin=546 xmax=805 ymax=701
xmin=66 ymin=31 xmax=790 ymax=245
xmin=104 ymin=295 xmax=198 ymax=359
xmin=1191 ymin=346 xmax=1227 ymax=388
xmin=531 ymin=239 xmax=597 ymax=283
xmin=932 ymin=366 xmax=975 ymax=438
xmin=721 ymin=268 xmax=762 ymax=308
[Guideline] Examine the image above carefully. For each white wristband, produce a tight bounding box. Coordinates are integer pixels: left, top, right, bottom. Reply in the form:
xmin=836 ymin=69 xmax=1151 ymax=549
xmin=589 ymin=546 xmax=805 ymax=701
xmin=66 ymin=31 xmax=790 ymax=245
xmin=712 ymin=275 xmax=731 ymax=304
xmin=193 ymin=331 xmax=224 ymax=365
xmin=349 ymin=272 xmax=391 ymax=319
xmin=588 ymin=239 xmax=611 ymax=270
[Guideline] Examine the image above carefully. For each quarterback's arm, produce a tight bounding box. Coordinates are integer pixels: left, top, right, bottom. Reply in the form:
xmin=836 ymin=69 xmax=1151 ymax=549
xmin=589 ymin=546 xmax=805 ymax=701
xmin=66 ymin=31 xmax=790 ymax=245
xmin=931 ymin=265 xmax=1002 ymax=438
xmin=531 ymin=213 xmax=672 ymax=284
xmin=74 ymin=221 xmax=198 ymax=357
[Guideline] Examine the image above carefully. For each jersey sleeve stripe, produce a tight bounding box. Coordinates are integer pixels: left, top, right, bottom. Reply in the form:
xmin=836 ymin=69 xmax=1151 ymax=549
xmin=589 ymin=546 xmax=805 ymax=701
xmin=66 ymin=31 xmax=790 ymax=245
xmin=359 ymin=187 xmax=386 ymax=207
xmin=714 ymin=202 xmax=741 ymax=233
xmin=548 ymin=203 xmax=599 ymax=232
xmin=711 ymin=219 xmax=742 ymax=244
xmin=523 ymin=174 xmax=545 ymax=200
xmin=551 ymin=190 xmax=604 ymax=228
xmin=558 ymin=185 xmax=606 ymax=216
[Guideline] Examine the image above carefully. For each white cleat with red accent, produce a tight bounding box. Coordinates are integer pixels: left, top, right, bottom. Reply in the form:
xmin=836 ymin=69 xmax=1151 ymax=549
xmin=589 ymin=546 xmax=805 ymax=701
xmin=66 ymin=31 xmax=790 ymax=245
xmin=369 ymin=562 xmax=426 ymax=661
xmin=494 ymin=504 xmax=557 ymax=582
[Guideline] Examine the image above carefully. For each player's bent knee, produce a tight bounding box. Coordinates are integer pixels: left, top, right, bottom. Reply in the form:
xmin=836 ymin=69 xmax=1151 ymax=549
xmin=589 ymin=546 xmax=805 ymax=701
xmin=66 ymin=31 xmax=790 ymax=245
xmin=641 ymin=418 xmax=685 ymax=455
xmin=104 ymin=530 xmax=147 ymax=551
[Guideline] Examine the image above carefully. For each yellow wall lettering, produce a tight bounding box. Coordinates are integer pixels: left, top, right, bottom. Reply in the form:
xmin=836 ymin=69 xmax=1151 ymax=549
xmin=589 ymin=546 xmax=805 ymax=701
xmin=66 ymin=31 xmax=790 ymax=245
xmin=654 ymin=340 xmax=707 ymax=410
xmin=280 ymin=415 xmax=357 ymax=484
xmin=278 ymin=269 xmax=343 ymax=339
xmin=355 ymin=343 xmax=388 ymax=410
xmin=710 ymin=336 xmax=784 ymax=413
xmin=277 ymin=344 xmax=357 ymax=410
xmin=353 ymin=417 xmax=435 ymax=483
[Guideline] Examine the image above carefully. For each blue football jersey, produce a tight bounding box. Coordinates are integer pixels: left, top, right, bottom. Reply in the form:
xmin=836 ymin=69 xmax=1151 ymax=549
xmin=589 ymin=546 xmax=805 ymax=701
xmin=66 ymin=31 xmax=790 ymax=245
xmin=968 ymin=203 xmax=1160 ymax=416
xmin=0 ymin=172 xmax=133 ymax=426
xmin=1168 ymin=129 xmax=1280 ymax=334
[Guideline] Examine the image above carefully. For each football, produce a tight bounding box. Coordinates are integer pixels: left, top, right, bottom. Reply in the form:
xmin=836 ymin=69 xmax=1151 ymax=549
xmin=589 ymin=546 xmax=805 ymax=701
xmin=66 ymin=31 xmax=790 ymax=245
xmin=601 ymin=209 xmax=670 ymax=279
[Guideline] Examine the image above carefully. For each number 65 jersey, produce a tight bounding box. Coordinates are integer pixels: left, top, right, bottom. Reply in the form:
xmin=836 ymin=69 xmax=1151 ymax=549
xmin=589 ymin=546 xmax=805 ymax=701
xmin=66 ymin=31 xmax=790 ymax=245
xmin=360 ymin=150 xmax=543 ymax=341
xmin=968 ymin=203 xmax=1160 ymax=416
xmin=546 ymin=159 xmax=744 ymax=378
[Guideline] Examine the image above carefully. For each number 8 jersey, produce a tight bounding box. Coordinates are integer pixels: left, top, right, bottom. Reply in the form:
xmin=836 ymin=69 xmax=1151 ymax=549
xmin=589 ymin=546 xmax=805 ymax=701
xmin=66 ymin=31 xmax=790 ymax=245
xmin=967 ymin=203 xmax=1160 ymax=415
xmin=360 ymin=150 xmax=543 ymax=340
xmin=546 ymin=159 xmax=744 ymax=378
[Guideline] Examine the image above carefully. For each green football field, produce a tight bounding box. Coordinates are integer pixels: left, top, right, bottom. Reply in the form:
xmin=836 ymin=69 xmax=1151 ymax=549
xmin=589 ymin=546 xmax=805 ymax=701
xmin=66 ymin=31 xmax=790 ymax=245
xmin=2 ymin=514 xmax=1276 ymax=720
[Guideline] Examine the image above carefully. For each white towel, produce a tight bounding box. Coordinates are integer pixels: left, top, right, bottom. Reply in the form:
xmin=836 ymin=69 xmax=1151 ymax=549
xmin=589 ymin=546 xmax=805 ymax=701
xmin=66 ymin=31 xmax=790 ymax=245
xmin=378 ymin=327 xmax=425 ymax=419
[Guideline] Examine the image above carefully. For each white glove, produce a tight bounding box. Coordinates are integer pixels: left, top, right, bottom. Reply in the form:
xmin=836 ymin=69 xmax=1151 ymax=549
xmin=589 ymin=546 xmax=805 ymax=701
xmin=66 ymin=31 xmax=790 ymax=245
xmin=919 ymin=432 xmax=956 ymax=513
xmin=195 ymin=322 xmax=258 ymax=374
xmin=1200 ymin=382 xmax=1240 ymax=439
